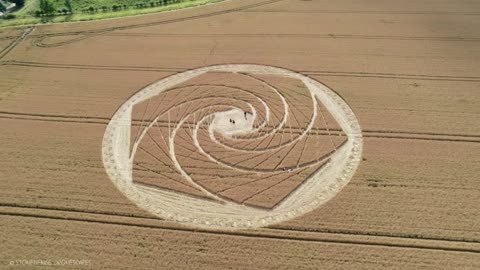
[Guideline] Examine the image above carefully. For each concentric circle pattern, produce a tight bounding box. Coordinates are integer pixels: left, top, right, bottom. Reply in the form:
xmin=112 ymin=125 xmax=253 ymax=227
xmin=102 ymin=64 xmax=362 ymax=229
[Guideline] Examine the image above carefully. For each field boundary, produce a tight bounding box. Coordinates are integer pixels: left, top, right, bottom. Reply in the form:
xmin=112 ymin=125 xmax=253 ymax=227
xmin=2 ymin=60 xmax=480 ymax=82
xmin=0 ymin=0 xmax=229 ymax=28
xmin=2 ymin=203 xmax=479 ymax=244
xmin=0 ymin=0 xmax=282 ymax=29
xmin=80 ymin=32 xmax=480 ymax=42
xmin=1 ymin=111 xmax=479 ymax=143
xmin=1 ymin=206 xmax=479 ymax=254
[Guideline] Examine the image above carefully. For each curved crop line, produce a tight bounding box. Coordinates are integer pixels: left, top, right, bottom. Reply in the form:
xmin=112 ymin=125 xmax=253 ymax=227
xmin=208 ymin=91 xmax=317 ymax=154
xmin=179 ymin=83 xmax=271 ymax=131
xmin=129 ymin=85 xmax=270 ymax=159
xmin=205 ymin=74 xmax=317 ymax=154
xmin=132 ymin=96 xmax=260 ymax=200
xmin=170 ymin=102 xmax=254 ymax=201
xmin=192 ymin=103 xmax=332 ymax=174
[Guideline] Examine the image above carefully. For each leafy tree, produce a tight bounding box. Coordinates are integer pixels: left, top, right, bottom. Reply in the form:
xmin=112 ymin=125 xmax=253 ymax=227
xmin=64 ymin=0 xmax=73 ymax=13
xmin=4 ymin=13 xmax=16 ymax=19
xmin=39 ymin=0 xmax=55 ymax=15
xmin=10 ymin=0 xmax=25 ymax=7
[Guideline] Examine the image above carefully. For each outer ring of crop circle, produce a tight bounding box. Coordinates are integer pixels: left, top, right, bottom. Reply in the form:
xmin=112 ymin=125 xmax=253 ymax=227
xmin=102 ymin=64 xmax=363 ymax=229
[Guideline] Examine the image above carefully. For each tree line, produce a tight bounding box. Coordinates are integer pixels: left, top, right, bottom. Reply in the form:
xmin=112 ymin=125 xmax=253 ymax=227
xmin=36 ymin=0 xmax=185 ymax=17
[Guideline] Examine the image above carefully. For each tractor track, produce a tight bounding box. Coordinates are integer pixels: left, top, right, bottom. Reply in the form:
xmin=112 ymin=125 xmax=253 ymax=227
xmin=0 ymin=27 xmax=34 ymax=60
xmin=1 ymin=111 xmax=479 ymax=143
xmin=2 ymin=60 xmax=480 ymax=82
xmin=93 ymin=32 xmax=480 ymax=42
xmin=0 ymin=206 xmax=479 ymax=254
xmin=29 ymin=0 xmax=286 ymax=47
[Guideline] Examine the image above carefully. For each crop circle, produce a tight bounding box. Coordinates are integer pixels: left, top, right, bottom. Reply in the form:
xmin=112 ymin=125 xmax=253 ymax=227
xmin=102 ymin=64 xmax=362 ymax=229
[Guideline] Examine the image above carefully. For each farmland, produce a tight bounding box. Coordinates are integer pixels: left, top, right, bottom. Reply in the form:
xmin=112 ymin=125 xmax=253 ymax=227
xmin=0 ymin=0 xmax=224 ymax=27
xmin=1 ymin=0 xmax=480 ymax=268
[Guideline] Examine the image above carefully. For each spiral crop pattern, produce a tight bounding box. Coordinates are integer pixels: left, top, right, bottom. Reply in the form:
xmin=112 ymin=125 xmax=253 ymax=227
xmin=102 ymin=64 xmax=362 ymax=229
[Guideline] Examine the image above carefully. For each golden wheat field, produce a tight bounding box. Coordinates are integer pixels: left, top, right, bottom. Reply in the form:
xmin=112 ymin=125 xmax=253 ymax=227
xmin=1 ymin=0 xmax=479 ymax=269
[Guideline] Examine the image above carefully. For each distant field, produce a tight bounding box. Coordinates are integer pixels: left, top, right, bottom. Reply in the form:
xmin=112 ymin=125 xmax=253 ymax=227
xmin=26 ymin=0 xmax=176 ymax=13
xmin=1 ymin=0 xmax=223 ymax=27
